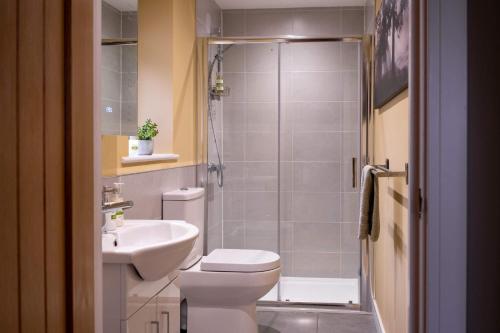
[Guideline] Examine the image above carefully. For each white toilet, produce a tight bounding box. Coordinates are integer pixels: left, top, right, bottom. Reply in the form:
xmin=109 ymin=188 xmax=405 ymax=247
xmin=162 ymin=188 xmax=281 ymax=333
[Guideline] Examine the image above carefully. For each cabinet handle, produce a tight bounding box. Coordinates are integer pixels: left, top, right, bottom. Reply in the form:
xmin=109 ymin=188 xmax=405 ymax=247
xmin=161 ymin=311 xmax=170 ymax=333
xmin=151 ymin=321 xmax=159 ymax=333
xmin=352 ymin=157 xmax=357 ymax=188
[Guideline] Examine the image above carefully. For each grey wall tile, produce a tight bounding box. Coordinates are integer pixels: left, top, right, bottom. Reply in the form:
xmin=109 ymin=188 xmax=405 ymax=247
xmin=196 ymin=0 xmax=221 ymax=36
xmin=121 ymin=72 xmax=137 ymax=102
xmin=121 ymin=12 xmax=137 ymax=38
xmin=222 ymin=73 xmax=245 ymax=102
xmin=222 ymin=10 xmax=245 ymax=36
xmin=223 ymin=221 xmax=245 ymax=248
xmin=293 ymin=132 xmax=342 ymax=162
xmin=245 ymin=10 xmax=294 ymax=36
xmin=121 ymin=102 xmax=138 ymax=136
xmin=245 ymin=162 xmax=277 ymax=191
xmin=223 ymin=162 xmax=245 ymax=191
xmin=223 ymin=102 xmax=246 ymax=132
xmin=223 ymin=131 xmax=244 ymax=161
xmin=342 ymin=43 xmax=360 ymax=71
xmin=342 ymin=101 xmax=360 ymax=132
xmin=293 ymin=162 xmax=341 ymax=192
xmin=245 ymin=44 xmax=278 ymax=72
xmin=292 ymin=192 xmax=341 ymax=222
xmin=101 ymin=99 xmax=121 ymax=135
xmin=294 ymin=222 xmax=340 ymax=252
xmin=245 ymin=192 xmax=277 ymax=221
xmin=245 ymin=132 xmax=277 ymax=161
xmin=294 ymin=252 xmax=341 ymax=278
xmin=291 ymin=102 xmax=342 ymax=132
xmin=341 ymin=253 xmax=360 ymax=278
xmin=341 ymin=192 xmax=360 ymax=222
xmin=122 ymin=45 xmax=137 ymax=73
xmin=341 ymin=222 xmax=360 ymax=253
xmin=288 ymin=42 xmax=342 ymax=72
xmin=102 ymin=2 xmax=121 ymax=39
xmin=246 ymin=103 xmax=277 ymax=131
xmin=342 ymin=72 xmax=359 ymax=101
xmin=341 ymin=8 xmax=365 ymax=35
xmin=246 ymin=73 xmax=277 ymax=102
xmin=102 ymin=46 xmax=121 ymax=72
xmin=223 ymin=191 xmax=244 ymax=220
xmin=102 ymin=68 xmax=121 ymax=100
xmin=290 ymin=72 xmax=343 ymax=101
xmin=222 ymin=45 xmax=245 ymax=73
xmin=292 ymin=9 xmax=342 ymax=37
xmin=245 ymin=221 xmax=278 ymax=252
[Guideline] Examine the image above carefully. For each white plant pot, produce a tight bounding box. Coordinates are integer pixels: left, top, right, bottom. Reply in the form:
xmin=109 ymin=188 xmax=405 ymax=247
xmin=137 ymin=140 xmax=154 ymax=155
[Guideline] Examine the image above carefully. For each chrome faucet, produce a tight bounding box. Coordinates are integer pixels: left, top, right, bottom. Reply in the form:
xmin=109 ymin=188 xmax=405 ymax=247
xmin=102 ymin=184 xmax=134 ymax=213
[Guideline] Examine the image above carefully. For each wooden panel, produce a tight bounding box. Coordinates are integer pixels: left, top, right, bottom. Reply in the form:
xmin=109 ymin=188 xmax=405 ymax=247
xmin=70 ymin=0 xmax=95 ymax=331
xmin=18 ymin=0 xmax=47 ymax=330
xmin=44 ymin=0 xmax=67 ymax=331
xmin=0 ymin=0 xmax=20 ymax=330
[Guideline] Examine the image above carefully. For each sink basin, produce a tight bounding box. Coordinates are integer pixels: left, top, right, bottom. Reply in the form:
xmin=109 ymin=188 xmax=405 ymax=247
xmin=102 ymin=220 xmax=199 ymax=281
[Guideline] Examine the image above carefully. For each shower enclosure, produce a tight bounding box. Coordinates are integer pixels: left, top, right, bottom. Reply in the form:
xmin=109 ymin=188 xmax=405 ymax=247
xmin=205 ymin=37 xmax=363 ymax=305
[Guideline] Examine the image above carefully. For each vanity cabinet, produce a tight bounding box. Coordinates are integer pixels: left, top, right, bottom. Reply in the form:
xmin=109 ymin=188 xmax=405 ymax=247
xmin=126 ymin=281 xmax=180 ymax=333
xmin=104 ymin=264 xmax=180 ymax=333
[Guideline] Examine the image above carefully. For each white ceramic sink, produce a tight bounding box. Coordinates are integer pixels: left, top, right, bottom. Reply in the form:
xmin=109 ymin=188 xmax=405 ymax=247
xmin=102 ymin=220 xmax=199 ymax=281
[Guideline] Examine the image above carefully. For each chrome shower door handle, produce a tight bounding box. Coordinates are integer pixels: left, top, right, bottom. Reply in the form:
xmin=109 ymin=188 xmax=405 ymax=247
xmin=352 ymin=157 xmax=357 ymax=188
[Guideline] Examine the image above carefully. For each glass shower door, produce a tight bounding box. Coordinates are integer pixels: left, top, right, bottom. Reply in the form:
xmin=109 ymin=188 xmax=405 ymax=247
xmin=277 ymin=41 xmax=361 ymax=304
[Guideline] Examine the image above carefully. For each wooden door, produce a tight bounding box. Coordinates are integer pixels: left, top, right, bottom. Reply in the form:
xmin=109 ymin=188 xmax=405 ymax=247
xmin=0 ymin=0 xmax=95 ymax=332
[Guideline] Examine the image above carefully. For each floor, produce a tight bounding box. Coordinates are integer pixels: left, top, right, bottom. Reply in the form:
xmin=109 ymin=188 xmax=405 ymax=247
xmin=261 ymin=277 xmax=359 ymax=304
xmin=257 ymin=309 xmax=377 ymax=333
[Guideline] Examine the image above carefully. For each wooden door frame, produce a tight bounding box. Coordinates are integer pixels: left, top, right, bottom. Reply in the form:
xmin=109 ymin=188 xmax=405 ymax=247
xmin=0 ymin=0 xmax=96 ymax=331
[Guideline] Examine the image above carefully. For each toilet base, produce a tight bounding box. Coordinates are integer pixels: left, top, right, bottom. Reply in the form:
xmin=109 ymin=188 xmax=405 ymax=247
xmin=187 ymin=303 xmax=258 ymax=333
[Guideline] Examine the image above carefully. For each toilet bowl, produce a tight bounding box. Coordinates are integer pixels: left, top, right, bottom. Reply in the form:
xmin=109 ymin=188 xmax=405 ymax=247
xmin=178 ymin=249 xmax=280 ymax=333
xmin=162 ymin=189 xmax=280 ymax=332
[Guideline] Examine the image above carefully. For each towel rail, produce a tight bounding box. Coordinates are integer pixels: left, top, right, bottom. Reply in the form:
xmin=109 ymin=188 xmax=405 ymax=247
xmin=371 ymin=159 xmax=409 ymax=185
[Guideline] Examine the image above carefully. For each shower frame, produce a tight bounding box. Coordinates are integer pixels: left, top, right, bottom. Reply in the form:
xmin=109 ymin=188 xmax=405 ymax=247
xmin=206 ymin=35 xmax=372 ymax=310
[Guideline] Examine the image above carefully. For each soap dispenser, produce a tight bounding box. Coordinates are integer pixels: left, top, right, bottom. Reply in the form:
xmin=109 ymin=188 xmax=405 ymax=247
xmin=113 ymin=182 xmax=125 ymax=227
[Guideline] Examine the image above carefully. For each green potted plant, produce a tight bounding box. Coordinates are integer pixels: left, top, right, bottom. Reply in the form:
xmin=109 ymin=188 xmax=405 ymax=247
xmin=136 ymin=119 xmax=159 ymax=155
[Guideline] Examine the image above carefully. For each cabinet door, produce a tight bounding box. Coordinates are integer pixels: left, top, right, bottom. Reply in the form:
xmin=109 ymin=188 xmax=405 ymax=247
xmin=126 ymin=297 xmax=159 ymax=333
xmin=157 ymin=283 xmax=180 ymax=333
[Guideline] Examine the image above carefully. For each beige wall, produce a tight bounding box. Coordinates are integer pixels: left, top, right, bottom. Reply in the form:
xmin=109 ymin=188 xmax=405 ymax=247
xmin=102 ymin=0 xmax=200 ymax=176
xmin=370 ymin=0 xmax=409 ymax=331
xmin=372 ymin=90 xmax=409 ymax=333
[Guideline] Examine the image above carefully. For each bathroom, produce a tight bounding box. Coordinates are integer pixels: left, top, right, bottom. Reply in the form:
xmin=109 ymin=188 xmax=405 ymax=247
xmin=2 ymin=0 xmax=500 ymax=332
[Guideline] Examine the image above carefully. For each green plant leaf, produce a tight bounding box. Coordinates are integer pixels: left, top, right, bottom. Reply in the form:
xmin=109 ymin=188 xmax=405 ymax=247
xmin=137 ymin=119 xmax=159 ymax=140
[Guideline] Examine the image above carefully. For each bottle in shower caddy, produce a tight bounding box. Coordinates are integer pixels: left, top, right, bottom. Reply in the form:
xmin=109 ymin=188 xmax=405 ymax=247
xmin=215 ymin=73 xmax=224 ymax=94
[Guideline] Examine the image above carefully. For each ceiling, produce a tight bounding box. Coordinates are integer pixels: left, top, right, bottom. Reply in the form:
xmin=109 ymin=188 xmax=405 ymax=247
xmin=104 ymin=0 xmax=137 ymax=12
xmin=214 ymin=0 xmax=365 ymax=9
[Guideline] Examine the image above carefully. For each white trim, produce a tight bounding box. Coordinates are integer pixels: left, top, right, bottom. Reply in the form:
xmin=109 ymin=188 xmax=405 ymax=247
xmin=372 ymin=299 xmax=387 ymax=333
xmin=121 ymin=153 xmax=179 ymax=164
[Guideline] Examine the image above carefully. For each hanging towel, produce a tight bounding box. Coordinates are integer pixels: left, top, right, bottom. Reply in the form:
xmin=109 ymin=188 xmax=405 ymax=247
xmin=357 ymin=165 xmax=380 ymax=241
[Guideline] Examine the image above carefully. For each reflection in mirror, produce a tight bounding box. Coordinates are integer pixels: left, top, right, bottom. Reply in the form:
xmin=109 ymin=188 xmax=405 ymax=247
xmin=101 ymin=1 xmax=138 ymax=136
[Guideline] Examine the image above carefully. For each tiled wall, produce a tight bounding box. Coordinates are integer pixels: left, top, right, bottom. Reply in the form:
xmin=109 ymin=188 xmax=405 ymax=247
xmin=222 ymin=7 xmax=364 ymax=37
xmin=101 ymin=2 xmax=138 ymax=136
xmin=196 ymin=0 xmax=221 ymax=36
xmin=217 ymin=7 xmax=363 ymax=278
xmin=102 ymin=166 xmax=197 ymax=220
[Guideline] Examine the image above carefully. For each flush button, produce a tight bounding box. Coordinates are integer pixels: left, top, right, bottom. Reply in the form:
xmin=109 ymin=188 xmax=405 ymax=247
xmin=180 ymin=187 xmax=189 ymax=191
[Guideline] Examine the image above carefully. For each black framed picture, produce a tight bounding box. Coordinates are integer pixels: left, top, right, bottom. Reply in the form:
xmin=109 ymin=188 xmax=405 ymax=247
xmin=374 ymin=0 xmax=409 ymax=108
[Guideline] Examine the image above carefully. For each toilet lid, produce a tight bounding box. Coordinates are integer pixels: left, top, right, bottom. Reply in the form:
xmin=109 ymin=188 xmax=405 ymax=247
xmin=200 ymin=249 xmax=280 ymax=273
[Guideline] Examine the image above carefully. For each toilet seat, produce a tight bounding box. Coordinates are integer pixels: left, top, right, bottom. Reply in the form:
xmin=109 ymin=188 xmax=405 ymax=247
xmin=201 ymin=249 xmax=280 ymax=273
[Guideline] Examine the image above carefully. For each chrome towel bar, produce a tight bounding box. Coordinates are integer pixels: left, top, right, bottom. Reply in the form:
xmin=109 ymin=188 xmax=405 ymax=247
xmin=371 ymin=159 xmax=409 ymax=185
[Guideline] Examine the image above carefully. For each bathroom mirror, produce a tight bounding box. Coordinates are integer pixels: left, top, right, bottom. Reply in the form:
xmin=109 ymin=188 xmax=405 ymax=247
xmin=101 ymin=0 xmax=138 ymax=136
